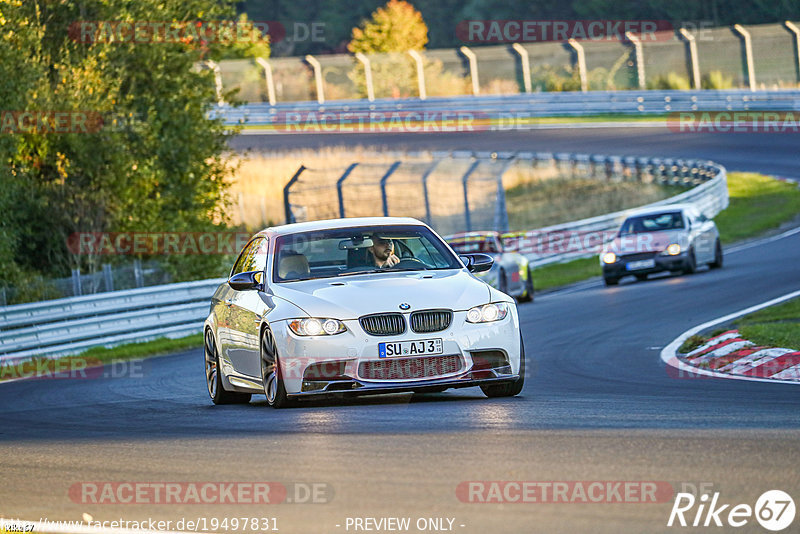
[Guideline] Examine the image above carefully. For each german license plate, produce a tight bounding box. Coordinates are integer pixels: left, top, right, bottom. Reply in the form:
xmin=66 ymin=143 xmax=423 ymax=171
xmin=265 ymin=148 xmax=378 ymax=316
xmin=379 ymin=338 xmax=443 ymax=358
xmin=626 ymin=259 xmax=655 ymax=271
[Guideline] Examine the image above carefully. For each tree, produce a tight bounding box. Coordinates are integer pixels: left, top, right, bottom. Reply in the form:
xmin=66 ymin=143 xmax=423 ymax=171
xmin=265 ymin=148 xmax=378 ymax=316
xmin=348 ymin=0 xmax=427 ymax=54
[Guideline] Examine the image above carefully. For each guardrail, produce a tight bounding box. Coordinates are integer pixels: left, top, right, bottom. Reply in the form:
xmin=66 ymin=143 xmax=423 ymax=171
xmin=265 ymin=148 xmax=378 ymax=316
xmin=217 ymin=89 xmax=800 ymax=129
xmin=0 ymin=153 xmax=728 ymax=366
xmin=0 ymin=279 xmax=224 ymax=365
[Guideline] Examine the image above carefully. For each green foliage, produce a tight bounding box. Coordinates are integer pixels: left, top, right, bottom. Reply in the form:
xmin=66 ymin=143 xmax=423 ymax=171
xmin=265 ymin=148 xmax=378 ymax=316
xmin=648 ymin=72 xmax=691 ymax=90
xmin=702 ymin=70 xmax=734 ymax=90
xmin=679 ymin=334 xmax=708 ymax=354
xmin=0 ymin=0 xmax=246 ymax=296
xmin=348 ymin=0 xmax=428 ymax=54
xmin=212 ymin=13 xmax=271 ymax=60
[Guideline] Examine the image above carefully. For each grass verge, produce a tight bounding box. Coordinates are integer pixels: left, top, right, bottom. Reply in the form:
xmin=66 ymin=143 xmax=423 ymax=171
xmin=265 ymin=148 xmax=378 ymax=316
xmin=533 ymin=258 xmax=600 ymax=291
xmin=735 ymin=297 xmax=800 ymax=350
xmin=0 ymin=333 xmax=202 ymax=382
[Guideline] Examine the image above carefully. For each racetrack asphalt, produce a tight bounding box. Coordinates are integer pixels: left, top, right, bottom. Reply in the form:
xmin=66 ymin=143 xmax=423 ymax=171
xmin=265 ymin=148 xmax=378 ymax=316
xmin=1 ymin=128 xmax=799 ymax=533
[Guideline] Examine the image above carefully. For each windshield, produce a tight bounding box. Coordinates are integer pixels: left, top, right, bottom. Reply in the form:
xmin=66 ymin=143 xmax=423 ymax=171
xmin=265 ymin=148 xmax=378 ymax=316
xmin=619 ymin=212 xmax=685 ymax=235
xmin=273 ymin=225 xmax=461 ymax=282
xmin=447 ymin=236 xmax=499 ymax=254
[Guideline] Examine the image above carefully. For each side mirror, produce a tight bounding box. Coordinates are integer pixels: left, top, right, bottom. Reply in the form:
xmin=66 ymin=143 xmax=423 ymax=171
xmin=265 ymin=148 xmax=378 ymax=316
xmin=228 ymin=270 xmax=264 ymax=291
xmin=460 ymin=253 xmax=494 ymax=273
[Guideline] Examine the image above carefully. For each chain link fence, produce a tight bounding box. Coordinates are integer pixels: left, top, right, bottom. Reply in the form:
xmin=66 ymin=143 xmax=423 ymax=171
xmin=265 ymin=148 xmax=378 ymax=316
xmin=216 ymin=22 xmax=800 ymax=103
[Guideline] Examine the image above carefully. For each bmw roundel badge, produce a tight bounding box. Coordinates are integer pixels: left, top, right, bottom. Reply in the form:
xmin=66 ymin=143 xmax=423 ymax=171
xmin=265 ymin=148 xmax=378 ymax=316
xmin=399 ymin=303 xmax=411 ymax=310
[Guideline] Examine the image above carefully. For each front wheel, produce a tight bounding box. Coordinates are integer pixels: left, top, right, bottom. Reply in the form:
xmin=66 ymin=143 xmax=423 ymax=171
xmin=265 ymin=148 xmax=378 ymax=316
xmin=205 ymin=329 xmax=251 ymax=405
xmin=517 ymin=266 xmax=534 ymax=303
xmin=498 ymin=269 xmax=508 ymax=295
xmin=261 ymin=327 xmax=294 ymax=409
xmin=709 ymin=240 xmax=723 ymax=269
xmin=604 ymin=276 xmax=619 ymax=286
xmin=683 ymin=249 xmax=697 ymax=274
xmin=481 ymin=336 xmax=525 ymax=398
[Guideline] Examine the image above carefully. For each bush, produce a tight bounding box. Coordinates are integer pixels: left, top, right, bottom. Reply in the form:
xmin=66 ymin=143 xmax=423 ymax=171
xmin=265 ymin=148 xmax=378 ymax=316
xmin=648 ymin=72 xmax=691 ymax=90
xmin=702 ymin=70 xmax=734 ymax=89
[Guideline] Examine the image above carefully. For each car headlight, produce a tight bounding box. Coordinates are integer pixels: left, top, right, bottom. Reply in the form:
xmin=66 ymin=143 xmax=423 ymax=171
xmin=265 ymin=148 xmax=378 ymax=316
xmin=664 ymin=243 xmax=682 ymax=256
xmin=288 ymin=318 xmax=346 ymax=336
xmin=602 ymin=252 xmax=617 ymax=264
xmin=466 ymin=302 xmax=510 ymax=323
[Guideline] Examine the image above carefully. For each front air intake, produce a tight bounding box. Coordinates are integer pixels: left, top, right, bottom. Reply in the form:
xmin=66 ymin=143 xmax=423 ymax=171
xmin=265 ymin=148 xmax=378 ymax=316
xmin=410 ymin=310 xmax=452 ymax=333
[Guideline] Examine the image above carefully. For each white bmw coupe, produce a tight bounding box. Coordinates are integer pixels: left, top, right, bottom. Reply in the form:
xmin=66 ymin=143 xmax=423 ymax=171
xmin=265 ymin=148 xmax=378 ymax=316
xmin=204 ymin=217 xmax=525 ymax=408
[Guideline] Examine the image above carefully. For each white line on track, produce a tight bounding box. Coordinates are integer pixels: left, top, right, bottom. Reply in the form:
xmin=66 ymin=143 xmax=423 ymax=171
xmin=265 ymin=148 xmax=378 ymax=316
xmin=660 ymin=288 xmax=800 ymax=385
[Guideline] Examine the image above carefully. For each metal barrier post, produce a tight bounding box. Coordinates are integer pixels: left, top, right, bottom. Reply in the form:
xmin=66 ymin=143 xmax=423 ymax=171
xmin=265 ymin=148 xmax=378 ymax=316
xmin=461 ymin=160 xmax=481 ymax=231
xmin=71 ymin=269 xmax=82 ymax=297
xmin=283 ymin=165 xmax=306 ymax=224
xmin=511 ymin=43 xmax=532 ymax=93
xmin=678 ymin=29 xmax=701 ymax=89
xmin=785 ymin=21 xmax=800 ymax=84
xmin=102 ymin=263 xmax=114 ymax=292
xmin=355 ymin=53 xmax=375 ymax=102
xmin=133 ymin=260 xmax=144 ymax=288
xmin=459 ymin=46 xmax=480 ymax=96
xmin=625 ymin=32 xmax=646 ymax=90
xmin=420 ymin=160 xmax=440 ymax=226
xmin=336 ymin=163 xmax=359 ymax=218
xmin=255 ymin=57 xmax=277 ymax=106
xmin=305 ymin=54 xmax=326 ymax=104
xmin=204 ymin=60 xmax=224 ymax=106
xmin=567 ymin=39 xmax=588 ymax=92
xmin=732 ymin=24 xmax=756 ymax=91
xmin=379 ymin=161 xmax=402 ymax=216
xmin=408 ymin=50 xmax=427 ymax=100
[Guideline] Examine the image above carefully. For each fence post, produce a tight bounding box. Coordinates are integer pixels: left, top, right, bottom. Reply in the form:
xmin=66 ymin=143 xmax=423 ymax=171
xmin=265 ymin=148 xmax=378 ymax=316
xmin=305 ymin=54 xmax=326 ymax=104
xmin=354 ymin=52 xmax=375 ymax=102
xmin=461 ymin=160 xmax=481 ymax=232
xmin=511 ymin=43 xmax=532 ymax=93
xmin=459 ymin=46 xmax=480 ymax=96
xmin=71 ymin=268 xmax=82 ymax=297
xmin=678 ymin=28 xmax=701 ymax=89
xmin=336 ymin=163 xmax=359 ymax=218
xmin=785 ymin=21 xmax=800 ymax=84
xmin=625 ymin=32 xmax=646 ymax=89
xmin=254 ymin=57 xmax=277 ymax=106
xmin=493 ymin=158 xmax=515 ymax=233
xmin=283 ymin=165 xmax=306 ymax=224
xmin=408 ymin=50 xmax=427 ymax=100
xmin=379 ymin=161 xmax=402 ymax=217
xmin=102 ymin=263 xmax=114 ymax=292
xmin=133 ymin=260 xmax=144 ymax=288
xmin=732 ymin=24 xmax=756 ymax=91
xmin=420 ymin=160 xmax=440 ymax=226
xmin=567 ymin=39 xmax=588 ymax=92
xmin=204 ymin=60 xmax=224 ymax=105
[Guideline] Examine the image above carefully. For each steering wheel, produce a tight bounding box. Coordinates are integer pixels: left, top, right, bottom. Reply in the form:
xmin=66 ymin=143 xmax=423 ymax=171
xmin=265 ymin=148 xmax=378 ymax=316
xmin=391 ymin=258 xmax=428 ymax=269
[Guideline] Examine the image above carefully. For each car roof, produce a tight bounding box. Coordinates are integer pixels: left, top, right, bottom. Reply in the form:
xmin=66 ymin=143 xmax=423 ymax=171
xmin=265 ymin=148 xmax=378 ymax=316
xmin=444 ymin=231 xmax=498 ymax=240
xmin=255 ymin=217 xmax=428 ymax=238
xmin=623 ymin=204 xmax=694 ymax=218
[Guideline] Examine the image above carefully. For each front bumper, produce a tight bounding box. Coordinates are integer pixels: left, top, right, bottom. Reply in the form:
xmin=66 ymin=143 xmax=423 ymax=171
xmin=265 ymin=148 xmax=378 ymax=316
xmin=602 ymin=252 xmax=690 ymax=278
xmin=270 ymin=308 xmax=522 ymax=397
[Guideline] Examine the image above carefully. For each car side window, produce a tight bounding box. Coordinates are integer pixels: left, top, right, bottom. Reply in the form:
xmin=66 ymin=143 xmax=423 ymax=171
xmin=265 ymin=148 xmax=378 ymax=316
xmin=231 ymin=237 xmax=267 ymax=276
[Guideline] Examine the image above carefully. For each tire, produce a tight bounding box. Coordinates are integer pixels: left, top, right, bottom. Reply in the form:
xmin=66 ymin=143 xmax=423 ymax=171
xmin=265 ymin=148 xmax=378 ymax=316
xmin=517 ymin=266 xmax=534 ymax=303
xmin=635 ymin=274 xmax=648 ymax=282
xmin=205 ymin=328 xmax=251 ymax=405
xmin=683 ymin=249 xmax=697 ymax=275
xmin=604 ymin=276 xmax=619 ymax=286
xmin=260 ymin=327 xmax=295 ymax=408
xmin=481 ymin=335 xmax=525 ymax=398
xmin=709 ymin=240 xmax=723 ymax=269
xmin=498 ymin=269 xmax=508 ymax=294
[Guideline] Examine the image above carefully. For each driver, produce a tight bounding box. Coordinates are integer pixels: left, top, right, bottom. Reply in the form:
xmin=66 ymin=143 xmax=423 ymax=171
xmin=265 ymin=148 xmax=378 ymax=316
xmin=368 ymin=234 xmax=400 ymax=268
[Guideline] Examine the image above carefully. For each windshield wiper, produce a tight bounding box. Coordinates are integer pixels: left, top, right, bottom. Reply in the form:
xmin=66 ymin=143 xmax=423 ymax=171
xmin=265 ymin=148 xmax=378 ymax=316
xmin=337 ymin=267 xmax=430 ymax=277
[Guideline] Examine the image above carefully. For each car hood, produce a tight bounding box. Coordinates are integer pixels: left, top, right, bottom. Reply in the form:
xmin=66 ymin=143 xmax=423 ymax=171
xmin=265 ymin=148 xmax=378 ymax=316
xmin=605 ymin=230 xmax=688 ymax=255
xmin=271 ymin=269 xmax=491 ymax=319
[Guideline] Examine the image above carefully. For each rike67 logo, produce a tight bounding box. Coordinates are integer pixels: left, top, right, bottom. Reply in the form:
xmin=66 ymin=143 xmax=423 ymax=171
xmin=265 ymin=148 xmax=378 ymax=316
xmin=668 ymin=490 xmax=795 ymax=531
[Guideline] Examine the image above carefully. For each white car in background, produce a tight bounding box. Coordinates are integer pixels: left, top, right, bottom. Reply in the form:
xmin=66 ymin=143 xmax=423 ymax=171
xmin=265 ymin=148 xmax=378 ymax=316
xmin=445 ymin=231 xmax=534 ymax=302
xmin=204 ymin=217 xmax=525 ymax=408
xmin=600 ymin=204 xmax=723 ymax=286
